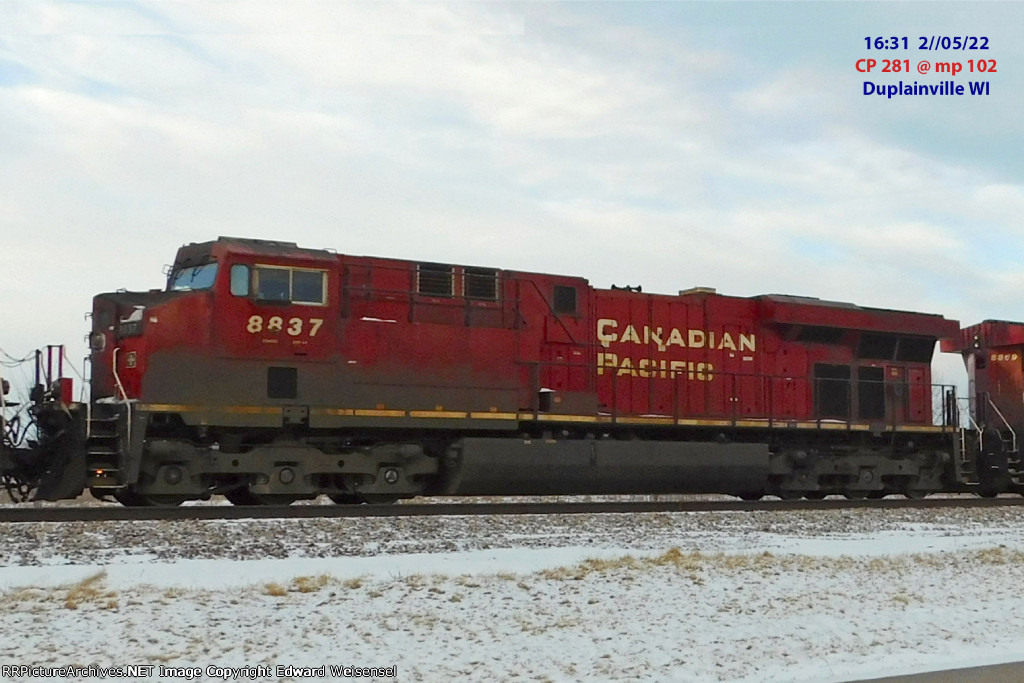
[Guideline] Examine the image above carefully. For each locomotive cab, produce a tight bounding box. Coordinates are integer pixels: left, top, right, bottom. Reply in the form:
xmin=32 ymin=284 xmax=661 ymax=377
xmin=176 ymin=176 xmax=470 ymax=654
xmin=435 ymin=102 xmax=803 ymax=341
xmin=87 ymin=238 xmax=341 ymax=500
xmin=90 ymin=238 xmax=337 ymax=403
xmin=208 ymin=246 xmax=337 ymax=365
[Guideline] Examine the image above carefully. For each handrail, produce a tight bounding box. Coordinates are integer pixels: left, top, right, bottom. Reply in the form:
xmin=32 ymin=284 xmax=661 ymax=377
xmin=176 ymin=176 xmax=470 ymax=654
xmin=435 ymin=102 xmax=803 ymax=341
xmin=520 ymin=357 xmax=954 ymax=429
xmin=85 ymin=354 xmax=92 ymax=439
xmin=111 ymin=348 xmax=132 ymax=455
xmin=956 ymin=396 xmax=982 ymax=456
xmin=986 ymin=392 xmax=1017 ymax=452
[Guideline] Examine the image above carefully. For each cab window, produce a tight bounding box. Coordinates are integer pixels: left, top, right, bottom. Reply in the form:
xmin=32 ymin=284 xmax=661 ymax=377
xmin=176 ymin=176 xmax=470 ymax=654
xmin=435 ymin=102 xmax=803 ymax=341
xmin=254 ymin=266 xmax=327 ymax=305
xmin=230 ymin=265 xmax=250 ymax=296
xmin=293 ymin=270 xmax=325 ymax=303
xmin=257 ymin=268 xmax=291 ymax=301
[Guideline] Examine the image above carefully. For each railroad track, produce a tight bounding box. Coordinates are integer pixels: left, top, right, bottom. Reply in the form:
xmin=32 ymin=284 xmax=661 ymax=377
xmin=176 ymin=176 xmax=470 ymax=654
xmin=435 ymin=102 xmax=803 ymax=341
xmin=1 ymin=495 xmax=1022 ymax=523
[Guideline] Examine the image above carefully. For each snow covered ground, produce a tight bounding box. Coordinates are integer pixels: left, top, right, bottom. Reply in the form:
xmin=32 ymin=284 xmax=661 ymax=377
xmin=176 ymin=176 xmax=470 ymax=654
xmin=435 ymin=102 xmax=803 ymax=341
xmin=2 ymin=503 xmax=1024 ymax=682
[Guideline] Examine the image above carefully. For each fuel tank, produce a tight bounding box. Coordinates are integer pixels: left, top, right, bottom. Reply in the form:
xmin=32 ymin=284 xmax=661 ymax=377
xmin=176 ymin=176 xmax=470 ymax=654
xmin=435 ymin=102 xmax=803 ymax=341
xmin=441 ymin=437 xmax=769 ymax=496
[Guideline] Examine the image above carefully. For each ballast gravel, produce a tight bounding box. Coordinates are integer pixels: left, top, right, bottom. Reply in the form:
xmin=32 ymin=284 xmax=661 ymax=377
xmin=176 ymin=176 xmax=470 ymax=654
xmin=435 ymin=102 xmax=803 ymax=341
xmin=0 ymin=499 xmax=1021 ymax=565
xmin=2 ymin=499 xmax=1024 ymax=682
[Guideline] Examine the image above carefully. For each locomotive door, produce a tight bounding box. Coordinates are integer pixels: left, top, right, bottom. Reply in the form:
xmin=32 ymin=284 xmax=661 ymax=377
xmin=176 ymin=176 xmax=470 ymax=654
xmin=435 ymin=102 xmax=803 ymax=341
xmin=906 ymin=366 xmax=929 ymax=424
xmin=855 ymin=366 xmax=885 ymax=421
xmin=885 ymin=365 xmax=908 ymax=425
xmin=773 ymin=347 xmax=806 ymax=420
xmin=716 ymin=323 xmax=760 ymax=420
xmin=540 ymin=282 xmax=594 ymax=415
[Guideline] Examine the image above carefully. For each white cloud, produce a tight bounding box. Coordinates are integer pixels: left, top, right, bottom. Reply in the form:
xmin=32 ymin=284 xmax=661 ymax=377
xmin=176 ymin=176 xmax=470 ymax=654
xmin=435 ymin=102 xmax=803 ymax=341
xmin=1 ymin=1 xmax=1023 ymax=373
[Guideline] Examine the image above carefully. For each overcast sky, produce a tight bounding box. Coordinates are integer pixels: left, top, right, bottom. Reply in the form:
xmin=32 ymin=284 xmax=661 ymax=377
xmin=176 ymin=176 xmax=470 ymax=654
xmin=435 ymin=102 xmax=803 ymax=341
xmin=2 ymin=1 xmax=1022 ymax=388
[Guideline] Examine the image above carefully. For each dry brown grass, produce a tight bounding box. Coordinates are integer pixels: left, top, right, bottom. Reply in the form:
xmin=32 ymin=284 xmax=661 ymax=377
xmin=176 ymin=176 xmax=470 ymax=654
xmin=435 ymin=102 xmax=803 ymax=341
xmin=403 ymin=574 xmax=427 ymax=590
xmin=263 ymin=575 xmax=336 ymax=596
xmin=293 ymin=575 xmax=331 ymax=593
xmin=552 ymin=545 xmax=1024 ymax=582
xmin=0 ymin=586 xmax=47 ymax=606
xmin=263 ymin=582 xmax=287 ymax=597
xmin=536 ymin=548 xmax=708 ymax=582
xmin=522 ymin=545 xmax=1004 ymax=588
xmin=64 ymin=572 xmax=117 ymax=610
xmin=973 ymin=546 xmax=1024 ymax=565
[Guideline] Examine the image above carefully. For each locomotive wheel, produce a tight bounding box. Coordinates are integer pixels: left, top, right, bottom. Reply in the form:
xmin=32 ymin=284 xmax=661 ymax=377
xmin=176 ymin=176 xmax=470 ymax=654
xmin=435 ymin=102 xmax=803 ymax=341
xmin=843 ymin=490 xmax=868 ymax=500
xmin=113 ymin=489 xmax=149 ymax=506
xmin=736 ymin=492 xmax=764 ymax=501
xmin=329 ymin=494 xmax=362 ymax=504
xmin=328 ymin=493 xmax=399 ymax=504
xmin=139 ymin=495 xmax=188 ymax=507
xmin=804 ymin=491 xmax=826 ymax=500
xmin=866 ymin=491 xmax=887 ymax=499
xmin=113 ymin=490 xmax=186 ymax=507
xmin=902 ymin=487 xmax=930 ymax=499
xmin=359 ymin=494 xmax=399 ymax=504
xmin=224 ymin=488 xmax=261 ymax=506
xmin=225 ymin=488 xmax=300 ymax=506
xmin=247 ymin=495 xmax=301 ymax=505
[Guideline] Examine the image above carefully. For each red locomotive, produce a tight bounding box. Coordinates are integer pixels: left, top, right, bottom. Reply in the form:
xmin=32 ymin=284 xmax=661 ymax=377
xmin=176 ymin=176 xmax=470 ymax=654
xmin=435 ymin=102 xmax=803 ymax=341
xmin=6 ymin=236 xmax=1022 ymax=504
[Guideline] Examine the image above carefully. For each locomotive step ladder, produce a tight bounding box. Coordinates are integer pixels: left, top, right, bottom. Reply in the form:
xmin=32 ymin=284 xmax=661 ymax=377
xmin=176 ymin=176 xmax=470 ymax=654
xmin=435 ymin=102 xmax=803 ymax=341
xmin=85 ymin=347 xmax=132 ymax=490
xmin=85 ymin=413 xmax=124 ymax=489
xmin=955 ymin=403 xmax=983 ymax=485
xmin=956 ymin=446 xmax=979 ymax=484
xmin=986 ymin=395 xmax=1023 ymax=485
xmin=1005 ymin=439 xmax=1024 ymax=486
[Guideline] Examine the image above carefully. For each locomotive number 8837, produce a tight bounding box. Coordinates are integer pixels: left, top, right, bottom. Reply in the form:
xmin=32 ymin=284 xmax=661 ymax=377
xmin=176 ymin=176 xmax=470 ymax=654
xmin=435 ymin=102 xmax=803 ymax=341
xmin=22 ymin=236 xmax=1022 ymax=505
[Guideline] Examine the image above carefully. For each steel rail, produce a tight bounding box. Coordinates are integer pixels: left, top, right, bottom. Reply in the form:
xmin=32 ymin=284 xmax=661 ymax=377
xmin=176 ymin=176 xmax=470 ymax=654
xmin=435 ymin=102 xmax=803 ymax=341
xmin=1 ymin=496 xmax=1023 ymax=524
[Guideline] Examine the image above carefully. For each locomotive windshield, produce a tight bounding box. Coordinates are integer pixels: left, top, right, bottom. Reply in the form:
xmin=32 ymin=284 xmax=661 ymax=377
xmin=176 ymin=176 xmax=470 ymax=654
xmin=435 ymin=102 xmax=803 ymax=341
xmin=169 ymin=263 xmax=219 ymax=291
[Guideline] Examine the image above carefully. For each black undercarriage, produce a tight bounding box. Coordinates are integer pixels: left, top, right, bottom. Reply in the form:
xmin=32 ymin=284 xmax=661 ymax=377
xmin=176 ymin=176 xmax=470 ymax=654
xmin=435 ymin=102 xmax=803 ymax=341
xmin=73 ymin=404 xmax=1010 ymax=506
xmin=5 ymin=393 xmax=1020 ymax=506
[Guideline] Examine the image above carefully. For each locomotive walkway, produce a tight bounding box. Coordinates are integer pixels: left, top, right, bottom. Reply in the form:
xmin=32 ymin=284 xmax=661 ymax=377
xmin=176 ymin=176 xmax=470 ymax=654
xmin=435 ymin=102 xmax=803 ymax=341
xmin=1 ymin=495 xmax=1022 ymax=523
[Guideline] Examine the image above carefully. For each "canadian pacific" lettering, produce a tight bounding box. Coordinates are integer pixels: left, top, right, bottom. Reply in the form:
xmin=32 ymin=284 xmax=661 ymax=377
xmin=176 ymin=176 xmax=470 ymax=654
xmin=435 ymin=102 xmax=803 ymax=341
xmin=596 ymin=319 xmax=756 ymax=382
xmin=598 ymin=354 xmax=714 ymax=380
xmin=597 ymin=319 xmax=755 ymax=353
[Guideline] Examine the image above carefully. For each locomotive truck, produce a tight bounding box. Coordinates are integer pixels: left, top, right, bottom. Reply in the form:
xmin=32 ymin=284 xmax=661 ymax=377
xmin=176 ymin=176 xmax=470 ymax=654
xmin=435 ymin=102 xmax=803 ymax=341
xmin=4 ymin=236 xmax=1023 ymax=505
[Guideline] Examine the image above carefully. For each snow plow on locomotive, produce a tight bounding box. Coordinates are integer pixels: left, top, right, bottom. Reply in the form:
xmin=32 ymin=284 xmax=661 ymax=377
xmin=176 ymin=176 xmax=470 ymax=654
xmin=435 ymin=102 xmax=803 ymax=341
xmin=4 ymin=236 xmax=1024 ymax=505
xmin=1 ymin=347 xmax=86 ymax=502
